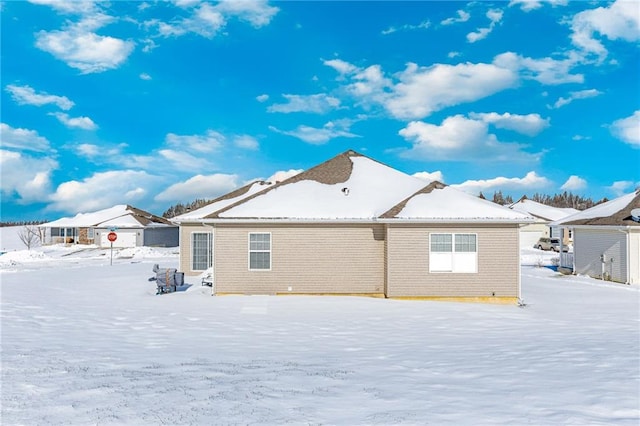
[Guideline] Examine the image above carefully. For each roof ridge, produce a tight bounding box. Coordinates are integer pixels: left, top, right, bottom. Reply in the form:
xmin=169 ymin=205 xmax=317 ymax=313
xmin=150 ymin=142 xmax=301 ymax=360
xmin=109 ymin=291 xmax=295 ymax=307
xmin=380 ymin=181 xmax=447 ymax=218
xmin=205 ymin=149 xmax=368 ymax=219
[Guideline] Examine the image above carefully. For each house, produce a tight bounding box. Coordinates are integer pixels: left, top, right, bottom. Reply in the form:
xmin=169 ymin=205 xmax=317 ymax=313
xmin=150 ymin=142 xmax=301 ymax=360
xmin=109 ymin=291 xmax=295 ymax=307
xmin=40 ymin=204 xmax=178 ymax=248
xmin=551 ymin=190 xmax=640 ymax=285
xmin=508 ymin=196 xmax=579 ymax=248
xmin=172 ymin=150 xmax=533 ymax=303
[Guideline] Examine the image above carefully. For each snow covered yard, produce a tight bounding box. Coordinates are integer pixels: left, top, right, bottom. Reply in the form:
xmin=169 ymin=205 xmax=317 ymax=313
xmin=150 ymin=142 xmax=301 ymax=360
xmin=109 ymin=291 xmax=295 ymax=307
xmin=1 ymin=244 xmax=639 ymax=425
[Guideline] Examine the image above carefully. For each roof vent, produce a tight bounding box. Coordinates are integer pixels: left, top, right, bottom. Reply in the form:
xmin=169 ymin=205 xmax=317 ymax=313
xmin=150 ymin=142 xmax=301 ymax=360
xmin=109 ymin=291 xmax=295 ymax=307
xmin=631 ymin=208 xmax=640 ymax=222
xmin=342 ymin=187 xmax=350 ymax=196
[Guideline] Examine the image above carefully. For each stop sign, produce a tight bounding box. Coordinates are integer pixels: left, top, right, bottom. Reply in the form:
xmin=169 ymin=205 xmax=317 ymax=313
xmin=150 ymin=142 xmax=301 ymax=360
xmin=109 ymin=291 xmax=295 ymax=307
xmin=107 ymin=232 xmax=117 ymax=242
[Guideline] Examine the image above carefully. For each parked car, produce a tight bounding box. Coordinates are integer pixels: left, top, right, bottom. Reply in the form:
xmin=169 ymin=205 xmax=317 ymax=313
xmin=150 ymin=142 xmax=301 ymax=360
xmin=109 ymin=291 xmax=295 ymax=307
xmin=534 ymin=237 xmax=568 ymax=252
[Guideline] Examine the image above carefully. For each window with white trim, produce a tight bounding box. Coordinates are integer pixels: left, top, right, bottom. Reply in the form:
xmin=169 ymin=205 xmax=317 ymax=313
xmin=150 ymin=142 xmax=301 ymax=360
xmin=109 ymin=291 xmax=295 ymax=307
xmin=249 ymin=233 xmax=271 ymax=270
xmin=429 ymin=233 xmax=477 ymax=273
xmin=191 ymin=232 xmax=212 ymax=271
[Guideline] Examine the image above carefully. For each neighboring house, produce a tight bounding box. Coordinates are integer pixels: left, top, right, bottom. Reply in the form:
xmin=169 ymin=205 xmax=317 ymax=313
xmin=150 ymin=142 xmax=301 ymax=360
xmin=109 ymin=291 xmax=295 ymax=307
xmin=40 ymin=205 xmax=178 ymax=248
xmin=508 ymin=196 xmax=579 ymax=249
xmin=173 ymin=150 xmax=533 ymax=303
xmin=551 ymin=190 xmax=640 ymax=285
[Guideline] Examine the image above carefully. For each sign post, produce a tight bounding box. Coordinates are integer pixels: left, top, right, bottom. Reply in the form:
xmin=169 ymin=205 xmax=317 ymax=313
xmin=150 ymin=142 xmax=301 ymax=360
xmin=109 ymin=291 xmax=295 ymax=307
xmin=107 ymin=232 xmax=117 ymax=265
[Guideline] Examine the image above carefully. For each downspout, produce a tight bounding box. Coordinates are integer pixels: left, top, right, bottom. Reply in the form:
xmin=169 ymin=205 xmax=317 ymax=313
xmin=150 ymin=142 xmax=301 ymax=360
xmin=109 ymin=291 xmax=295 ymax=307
xmin=517 ymin=224 xmax=522 ymax=305
xmin=205 ymin=223 xmax=216 ymax=295
xmin=616 ymin=228 xmax=630 ymax=285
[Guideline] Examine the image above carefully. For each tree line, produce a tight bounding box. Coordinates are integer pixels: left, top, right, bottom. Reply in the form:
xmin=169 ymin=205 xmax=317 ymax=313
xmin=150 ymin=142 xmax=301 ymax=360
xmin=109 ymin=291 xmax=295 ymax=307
xmin=162 ymin=199 xmax=215 ymax=218
xmin=0 ymin=220 xmax=47 ymax=227
xmin=482 ymin=191 xmax=608 ymax=210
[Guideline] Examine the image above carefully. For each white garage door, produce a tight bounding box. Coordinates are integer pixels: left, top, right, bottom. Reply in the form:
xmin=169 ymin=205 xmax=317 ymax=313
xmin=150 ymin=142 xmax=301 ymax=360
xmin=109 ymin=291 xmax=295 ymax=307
xmin=100 ymin=231 xmax=137 ymax=248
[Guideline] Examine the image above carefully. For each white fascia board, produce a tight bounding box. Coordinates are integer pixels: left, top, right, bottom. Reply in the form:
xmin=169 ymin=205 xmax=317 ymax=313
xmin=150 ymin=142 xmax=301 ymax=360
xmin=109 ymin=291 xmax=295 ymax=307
xmin=564 ymin=225 xmax=634 ymax=231
xmin=195 ymin=217 xmax=534 ymax=225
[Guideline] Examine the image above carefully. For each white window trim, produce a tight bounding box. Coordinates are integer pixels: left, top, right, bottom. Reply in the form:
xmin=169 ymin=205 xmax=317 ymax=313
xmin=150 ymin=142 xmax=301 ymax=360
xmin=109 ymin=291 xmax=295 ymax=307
xmin=191 ymin=232 xmax=213 ymax=272
xmin=248 ymin=232 xmax=272 ymax=271
xmin=429 ymin=233 xmax=478 ymax=274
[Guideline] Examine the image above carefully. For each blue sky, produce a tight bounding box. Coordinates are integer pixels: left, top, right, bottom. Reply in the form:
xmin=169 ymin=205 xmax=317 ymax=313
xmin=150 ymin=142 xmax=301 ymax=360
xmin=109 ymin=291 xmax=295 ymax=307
xmin=1 ymin=0 xmax=639 ymax=221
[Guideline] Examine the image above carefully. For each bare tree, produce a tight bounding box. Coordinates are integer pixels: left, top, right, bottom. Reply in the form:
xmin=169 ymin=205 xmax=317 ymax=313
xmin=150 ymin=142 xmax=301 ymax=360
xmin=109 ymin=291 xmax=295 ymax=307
xmin=17 ymin=225 xmax=42 ymax=250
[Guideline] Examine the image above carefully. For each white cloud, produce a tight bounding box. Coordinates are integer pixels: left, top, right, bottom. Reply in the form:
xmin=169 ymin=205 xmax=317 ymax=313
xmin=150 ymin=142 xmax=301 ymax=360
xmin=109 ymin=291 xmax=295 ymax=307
xmin=154 ymin=173 xmax=239 ymax=203
xmin=265 ymin=169 xmax=303 ymax=183
xmin=48 ymin=170 xmax=154 ymax=213
xmin=74 ymin=142 xmax=126 ymax=159
xmin=213 ymin=0 xmax=279 ymax=28
xmin=256 ymin=94 xmax=269 ymax=102
xmin=570 ymin=0 xmax=640 ymax=61
xmin=267 ymin=94 xmax=341 ymax=114
xmin=35 ymin=16 xmax=135 ymax=73
xmin=398 ymin=115 xmax=542 ymax=162
xmin=385 ymin=62 xmax=518 ymax=120
xmin=467 ymin=9 xmax=503 ymax=43
xmin=76 ymin=143 xmax=101 ymax=157
xmin=323 ymin=59 xmax=358 ymax=76
xmin=561 ymin=175 xmax=587 ymax=191
xmin=412 ymin=171 xmax=445 ymax=183
xmin=608 ymin=180 xmax=635 ymax=197
xmin=508 ymin=0 xmax=568 ymax=12
xmin=0 ymin=149 xmax=57 ymax=203
xmin=139 ymin=73 xmax=152 ymax=80
xmin=551 ymin=88 xmax=603 ymax=108
xmin=452 ymin=171 xmax=551 ymax=195
xmin=233 ymin=135 xmax=259 ymax=150
xmin=269 ymin=122 xmax=359 ymax=145
xmin=610 ymin=111 xmax=640 ymax=147
xmin=468 ymin=112 xmax=550 ymax=136
xmin=382 ymin=20 xmax=430 ymax=35
xmin=147 ymin=0 xmax=278 ymax=39
xmin=324 ymin=54 xmax=584 ymax=122
xmin=5 ymin=84 xmax=74 ymax=110
xmin=158 ymin=149 xmax=212 ymax=171
xmin=28 ymin=0 xmax=99 ymax=15
xmin=441 ymin=10 xmax=470 ymax=26
xmin=0 ymin=123 xmax=52 ymax=152
xmin=493 ymin=52 xmax=583 ymax=85
xmin=49 ymin=112 xmax=97 ymax=130
xmin=173 ymin=0 xmax=201 ymax=7
xmin=165 ymin=130 xmax=224 ymax=153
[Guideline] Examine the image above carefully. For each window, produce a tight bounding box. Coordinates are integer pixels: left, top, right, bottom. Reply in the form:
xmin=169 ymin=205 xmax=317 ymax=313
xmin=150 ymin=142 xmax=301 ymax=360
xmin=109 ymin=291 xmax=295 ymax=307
xmin=191 ymin=232 xmax=212 ymax=271
xmin=249 ymin=233 xmax=271 ymax=270
xmin=430 ymin=233 xmax=477 ymax=273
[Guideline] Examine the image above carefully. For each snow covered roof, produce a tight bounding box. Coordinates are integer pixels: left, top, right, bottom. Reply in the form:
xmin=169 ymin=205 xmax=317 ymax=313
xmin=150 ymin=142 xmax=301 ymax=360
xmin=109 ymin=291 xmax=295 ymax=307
xmin=197 ymin=150 xmax=533 ymax=223
xmin=382 ymin=182 xmax=533 ymax=222
xmin=508 ymin=198 xmax=579 ymax=222
xmin=171 ymin=181 xmax=274 ymax=222
xmin=213 ymin=151 xmax=427 ymax=220
xmin=40 ymin=205 xmax=173 ymax=229
xmin=551 ymin=190 xmax=640 ymax=227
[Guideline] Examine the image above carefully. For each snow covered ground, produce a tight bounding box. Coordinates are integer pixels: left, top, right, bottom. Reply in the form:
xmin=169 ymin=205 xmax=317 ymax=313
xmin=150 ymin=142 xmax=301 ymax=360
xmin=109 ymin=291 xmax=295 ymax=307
xmin=1 ymin=229 xmax=639 ymax=425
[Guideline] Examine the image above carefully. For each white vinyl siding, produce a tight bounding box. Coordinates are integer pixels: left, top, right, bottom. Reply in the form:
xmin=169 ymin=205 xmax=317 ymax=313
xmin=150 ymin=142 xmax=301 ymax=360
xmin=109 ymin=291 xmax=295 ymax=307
xmin=249 ymin=232 xmax=271 ymax=271
xmin=574 ymin=228 xmax=627 ymax=283
xmin=430 ymin=233 xmax=477 ymax=273
xmin=191 ymin=232 xmax=212 ymax=271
